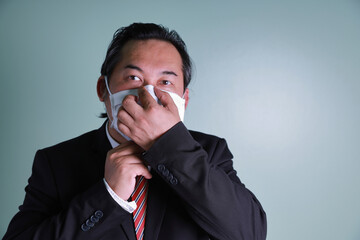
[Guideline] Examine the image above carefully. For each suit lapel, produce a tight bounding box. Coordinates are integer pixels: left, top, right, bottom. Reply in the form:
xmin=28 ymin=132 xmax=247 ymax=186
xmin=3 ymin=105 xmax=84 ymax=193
xmin=120 ymin=215 xmax=137 ymax=240
xmin=92 ymin=121 xmax=112 ymax=168
xmin=144 ymin=172 xmax=169 ymax=240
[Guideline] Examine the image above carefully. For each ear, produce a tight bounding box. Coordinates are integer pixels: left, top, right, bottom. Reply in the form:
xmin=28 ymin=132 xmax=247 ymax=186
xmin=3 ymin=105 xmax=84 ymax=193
xmin=183 ymin=88 xmax=190 ymax=109
xmin=97 ymin=76 xmax=106 ymax=102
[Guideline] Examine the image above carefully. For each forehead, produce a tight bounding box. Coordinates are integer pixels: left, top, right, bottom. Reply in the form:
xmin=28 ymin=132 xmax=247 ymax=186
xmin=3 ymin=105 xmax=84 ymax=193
xmin=119 ymin=39 xmax=183 ymax=69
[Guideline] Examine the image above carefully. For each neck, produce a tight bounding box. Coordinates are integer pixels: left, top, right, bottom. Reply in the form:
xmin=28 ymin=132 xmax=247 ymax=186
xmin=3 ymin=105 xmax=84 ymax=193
xmin=107 ymin=121 xmax=128 ymax=144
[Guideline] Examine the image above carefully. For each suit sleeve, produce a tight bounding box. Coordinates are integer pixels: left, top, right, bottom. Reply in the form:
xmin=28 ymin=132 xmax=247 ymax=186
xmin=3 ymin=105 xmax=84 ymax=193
xmin=142 ymin=122 xmax=267 ymax=240
xmin=3 ymin=150 xmax=130 ymax=240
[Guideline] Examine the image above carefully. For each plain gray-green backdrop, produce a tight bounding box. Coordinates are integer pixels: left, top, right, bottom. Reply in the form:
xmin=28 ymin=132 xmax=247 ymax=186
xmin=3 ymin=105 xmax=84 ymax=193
xmin=1 ymin=0 xmax=359 ymax=239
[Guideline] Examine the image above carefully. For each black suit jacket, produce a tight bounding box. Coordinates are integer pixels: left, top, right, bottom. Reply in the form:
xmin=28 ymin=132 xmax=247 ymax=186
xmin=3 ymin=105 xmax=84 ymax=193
xmin=3 ymin=122 xmax=266 ymax=240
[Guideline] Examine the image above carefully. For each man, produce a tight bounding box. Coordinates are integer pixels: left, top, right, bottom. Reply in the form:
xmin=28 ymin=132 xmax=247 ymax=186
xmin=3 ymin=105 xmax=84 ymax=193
xmin=3 ymin=23 xmax=266 ymax=240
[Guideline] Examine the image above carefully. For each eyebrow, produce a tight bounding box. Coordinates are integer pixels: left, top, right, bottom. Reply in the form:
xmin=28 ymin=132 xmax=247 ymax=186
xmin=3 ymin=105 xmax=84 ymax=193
xmin=162 ymin=71 xmax=178 ymax=77
xmin=125 ymin=64 xmax=143 ymax=72
xmin=124 ymin=64 xmax=178 ymax=77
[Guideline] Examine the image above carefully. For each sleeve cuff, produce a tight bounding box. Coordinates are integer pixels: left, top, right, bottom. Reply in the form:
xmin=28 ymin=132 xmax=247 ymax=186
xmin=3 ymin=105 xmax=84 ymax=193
xmin=103 ymin=178 xmax=137 ymax=213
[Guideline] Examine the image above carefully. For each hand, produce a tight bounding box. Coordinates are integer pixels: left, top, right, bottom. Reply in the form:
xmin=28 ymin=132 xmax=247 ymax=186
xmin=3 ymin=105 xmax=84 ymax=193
xmin=117 ymin=87 xmax=181 ymax=150
xmin=104 ymin=141 xmax=152 ymax=200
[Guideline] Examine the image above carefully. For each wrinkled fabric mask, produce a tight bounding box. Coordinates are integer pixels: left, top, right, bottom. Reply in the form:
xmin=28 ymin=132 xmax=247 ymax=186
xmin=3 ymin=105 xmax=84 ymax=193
xmin=104 ymin=76 xmax=186 ymax=141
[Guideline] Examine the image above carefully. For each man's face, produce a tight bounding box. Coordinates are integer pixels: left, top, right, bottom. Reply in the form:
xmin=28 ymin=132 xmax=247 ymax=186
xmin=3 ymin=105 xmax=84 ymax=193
xmin=107 ymin=39 xmax=186 ymax=96
xmin=97 ymin=39 xmax=189 ymax=141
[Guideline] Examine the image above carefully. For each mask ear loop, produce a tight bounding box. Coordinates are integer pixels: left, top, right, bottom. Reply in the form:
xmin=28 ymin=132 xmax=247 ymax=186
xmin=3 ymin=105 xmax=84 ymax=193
xmin=104 ymin=76 xmax=113 ymax=95
xmin=103 ymin=76 xmax=113 ymax=122
xmin=180 ymin=89 xmax=187 ymax=99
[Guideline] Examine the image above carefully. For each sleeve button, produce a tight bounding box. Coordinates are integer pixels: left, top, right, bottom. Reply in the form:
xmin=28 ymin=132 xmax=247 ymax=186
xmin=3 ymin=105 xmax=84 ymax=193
xmin=81 ymin=223 xmax=90 ymax=232
xmin=90 ymin=215 xmax=99 ymax=223
xmin=157 ymin=164 xmax=165 ymax=172
xmin=86 ymin=219 xmax=94 ymax=227
xmin=95 ymin=210 xmax=103 ymax=218
xmin=170 ymin=177 xmax=178 ymax=185
xmin=167 ymin=173 xmax=173 ymax=181
xmin=162 ymin=168 xmax=169 ymax=177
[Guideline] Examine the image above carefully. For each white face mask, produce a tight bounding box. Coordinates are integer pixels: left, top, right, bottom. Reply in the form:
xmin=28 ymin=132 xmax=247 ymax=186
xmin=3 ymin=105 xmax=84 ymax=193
xmin=104 ymin=76 xmax=186 ymax=141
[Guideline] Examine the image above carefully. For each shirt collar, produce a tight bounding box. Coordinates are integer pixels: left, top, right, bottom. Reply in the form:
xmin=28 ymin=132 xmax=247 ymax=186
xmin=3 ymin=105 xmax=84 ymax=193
xmin=105 ymin=122 xmax=120 ymax=149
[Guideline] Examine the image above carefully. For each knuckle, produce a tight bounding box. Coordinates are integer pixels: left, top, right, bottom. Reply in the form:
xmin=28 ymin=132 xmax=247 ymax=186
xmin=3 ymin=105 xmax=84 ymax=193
xmin=117 ymin=109 xmax=126 ymax=119
xmin=122 ymin=95 xmax=133 ymax=105
xmin=142 ymin=99 xmax=151 ymax=106
xmin=138 ymin=116 xmax=147 ymax=125
xmin=107 ymin=152 xmax=116 ymax=161
xmin=131 ymin=126 xmax=143 ymax=138
xmin=139 ymin=89 xmax=146 ymax=97
xmin=146 ymin=106 xmax=157 ymax=115
xmin=118 ymin=123 xmax=128 ymax=133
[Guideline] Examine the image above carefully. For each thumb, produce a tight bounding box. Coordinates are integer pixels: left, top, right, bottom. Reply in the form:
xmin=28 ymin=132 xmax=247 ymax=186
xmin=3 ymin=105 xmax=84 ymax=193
xmin=135 ymin=164 xmax=153 ymax=180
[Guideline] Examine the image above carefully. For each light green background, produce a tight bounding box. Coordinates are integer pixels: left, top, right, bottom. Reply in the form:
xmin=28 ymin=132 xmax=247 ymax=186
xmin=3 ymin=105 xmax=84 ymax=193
xmin=1 ymin=0 xmax=360 ymax=239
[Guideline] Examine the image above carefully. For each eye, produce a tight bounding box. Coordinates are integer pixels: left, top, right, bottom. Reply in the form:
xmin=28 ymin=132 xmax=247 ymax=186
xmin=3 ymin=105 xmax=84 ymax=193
xmin=161 ymin=80 xmax=172 ymax=86
xmin=129 ymin=75 xmax=141 ymax=81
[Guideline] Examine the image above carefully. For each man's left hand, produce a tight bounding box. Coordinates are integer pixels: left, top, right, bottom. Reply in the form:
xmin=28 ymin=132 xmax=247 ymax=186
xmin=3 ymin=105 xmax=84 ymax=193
xmin=117 ymin=87 xmax=180 ymax=150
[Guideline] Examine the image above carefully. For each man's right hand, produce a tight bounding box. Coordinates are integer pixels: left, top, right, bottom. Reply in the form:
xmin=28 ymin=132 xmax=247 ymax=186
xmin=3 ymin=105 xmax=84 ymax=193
xmin=104 ymin=141 xmax=152 ymax=200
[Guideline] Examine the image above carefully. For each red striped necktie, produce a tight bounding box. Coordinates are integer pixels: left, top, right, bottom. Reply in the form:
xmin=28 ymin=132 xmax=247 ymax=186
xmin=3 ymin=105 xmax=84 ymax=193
xmin=131 ymin=176 xmax=148 ymax=240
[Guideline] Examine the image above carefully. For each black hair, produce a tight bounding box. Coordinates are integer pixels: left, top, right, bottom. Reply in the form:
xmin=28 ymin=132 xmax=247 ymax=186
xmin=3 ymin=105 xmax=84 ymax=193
xmin=101 ymin=22 xmax=192 ymax=89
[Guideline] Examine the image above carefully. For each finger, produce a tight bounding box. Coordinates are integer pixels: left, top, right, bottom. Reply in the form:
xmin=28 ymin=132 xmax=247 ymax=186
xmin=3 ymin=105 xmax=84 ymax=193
xmin=110 ymin=141 xmax=144 ymax=156
xmin=117 ymin=121 xmax=132 ymax=140
xmin=108 ymin=155 xmax=144 ymax=166
xmin=118 ymin=106 xmax=135 ymax=127
xmin=119 ymin=159 xmax=152 ymax=179
xmin=138 ymin=87 xmax=157 ymax=109
xmin=154 ymin=87 xmax=178 ymax=114
xmin=134 ymin=164 xmax=152 ymax=179
xmin=121 ymin=94 xmax=143 ymax=119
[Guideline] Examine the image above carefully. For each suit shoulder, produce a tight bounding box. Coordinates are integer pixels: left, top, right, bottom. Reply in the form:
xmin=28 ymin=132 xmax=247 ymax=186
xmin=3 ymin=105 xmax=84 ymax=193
xmin=40 ymin=129 xmax=98 ymax=154
xmin=188 ymin=129 xmax=229 ymax=151
xmin=189 ymin=129 xmax=224 ymax=143
xmin=188 ymin=129 xmax=233 ymax=161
